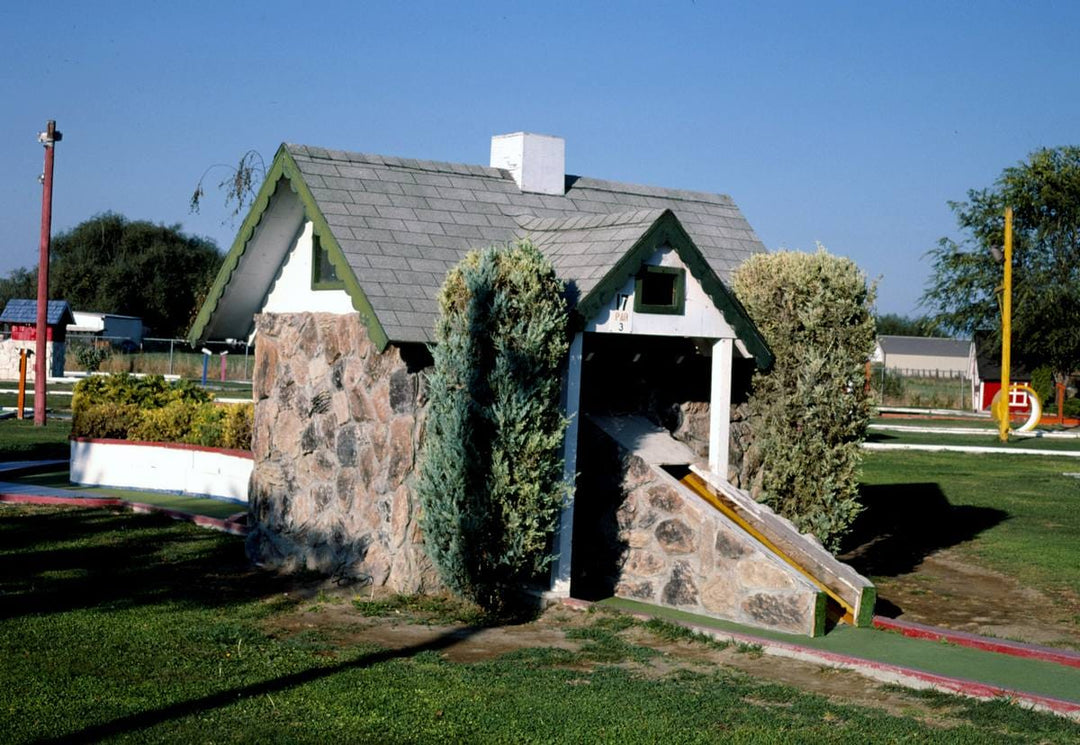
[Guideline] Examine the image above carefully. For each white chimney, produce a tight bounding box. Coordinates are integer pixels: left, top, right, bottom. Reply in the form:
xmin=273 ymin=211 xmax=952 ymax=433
xmin=490 ymin=132 xmax=565 ymax=195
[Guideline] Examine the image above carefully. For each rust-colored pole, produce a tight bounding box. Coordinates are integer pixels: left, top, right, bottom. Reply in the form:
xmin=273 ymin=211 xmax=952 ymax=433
xmin=17 ymin=350 xmax=28 ymax=420
xmin=34 ymin=121 xmax=61 ymax=426
xmin=33 ymin=120 xmax=61 ymax=423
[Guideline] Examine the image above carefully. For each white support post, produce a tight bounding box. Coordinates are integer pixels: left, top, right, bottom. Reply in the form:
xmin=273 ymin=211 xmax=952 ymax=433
xmin=709 ymin=337 xmax=733 ymax=480
xmin=549 ymin=331 xmax=583 ymax=597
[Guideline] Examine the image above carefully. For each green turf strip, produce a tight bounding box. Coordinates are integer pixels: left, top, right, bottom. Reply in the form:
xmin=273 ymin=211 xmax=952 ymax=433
xmin=2 ymin=469 xmax=243 ymax=519
xmin=602 ymin=597 xmax=1080 ymax=703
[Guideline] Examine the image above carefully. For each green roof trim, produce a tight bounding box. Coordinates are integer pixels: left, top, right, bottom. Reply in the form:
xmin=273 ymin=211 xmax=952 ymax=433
xmin=575 ymin=210 xmax=774 ymax=369
xmin=187 ymin=145 xmax=391 ymax=351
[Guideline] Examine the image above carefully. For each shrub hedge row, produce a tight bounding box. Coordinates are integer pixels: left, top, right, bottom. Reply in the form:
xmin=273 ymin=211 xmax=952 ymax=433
xmin=71 ymin=374 xmax=252 ymax=450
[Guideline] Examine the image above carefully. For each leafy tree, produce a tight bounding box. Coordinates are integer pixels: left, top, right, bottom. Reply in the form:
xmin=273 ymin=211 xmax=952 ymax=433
xmin=0 ymin=267 xmax=39 ymax=313
xmin=923 ymin=146 xmax=1080 ymax=382
xmin=416 ymin=241 xmax=570 ymax=611
xmin=1 ymin=213 xmax=221 ymax=338
xmin=874 ymin=313 xmax=944 ymax=337
xmin=733 ymin=248 xmax=876 ymax=551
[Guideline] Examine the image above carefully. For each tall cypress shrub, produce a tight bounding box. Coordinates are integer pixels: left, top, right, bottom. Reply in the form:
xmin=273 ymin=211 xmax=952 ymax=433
xmin=733 ymin=248 xmax=876 ymax=551
xmin=417 ymin=241 xmax=570 ymax=609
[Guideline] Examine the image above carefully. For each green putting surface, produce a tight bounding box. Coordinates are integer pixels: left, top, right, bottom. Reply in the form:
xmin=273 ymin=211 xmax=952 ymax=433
xmin=0 ymin=469 xmax=245 ymax=519
xmin=602 ymin=597 xmax=1080 ymax=704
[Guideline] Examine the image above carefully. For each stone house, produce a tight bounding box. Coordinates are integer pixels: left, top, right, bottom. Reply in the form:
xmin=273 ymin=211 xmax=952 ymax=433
xmin=192 ymin=133 xmax=872 ymax=635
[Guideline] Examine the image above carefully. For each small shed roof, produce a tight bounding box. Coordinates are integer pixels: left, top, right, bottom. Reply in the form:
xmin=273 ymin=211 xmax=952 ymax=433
xmin=0 ymin=299 xmax=74 ymax=327
xmin=877 ymin=335 xmax=971 ymax=359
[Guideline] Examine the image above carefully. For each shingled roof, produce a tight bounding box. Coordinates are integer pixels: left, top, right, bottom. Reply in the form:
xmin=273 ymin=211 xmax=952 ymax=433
xmin=0 ymin=299 xmax=74 ymax=327
xmin=191 ymin=142 xmax=767 ymax=349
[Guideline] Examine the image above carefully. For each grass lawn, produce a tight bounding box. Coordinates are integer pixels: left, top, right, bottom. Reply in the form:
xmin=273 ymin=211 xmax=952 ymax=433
xmin=2 ymin=505 xmax=1077 ymax=743
xmin=856 ymin=450 xmax=1080 ymax=607
xmin=0 ymin=419 xmax=71 ymax=461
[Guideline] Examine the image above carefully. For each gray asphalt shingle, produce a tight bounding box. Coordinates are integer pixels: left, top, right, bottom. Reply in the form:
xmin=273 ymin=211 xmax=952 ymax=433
xmin=288 ymin=144 xmax=764 ymax=344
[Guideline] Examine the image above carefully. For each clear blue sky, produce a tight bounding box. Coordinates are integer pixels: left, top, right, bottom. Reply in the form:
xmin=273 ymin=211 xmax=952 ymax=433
xmin=2 ymin=1 xmax=1077 ymax=317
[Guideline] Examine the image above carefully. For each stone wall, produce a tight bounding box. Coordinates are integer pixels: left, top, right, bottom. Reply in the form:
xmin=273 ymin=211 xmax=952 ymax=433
xmin=575 ymin=421 xmax=823 ymax=635
xmin=669 ymin=401 xmax=763 ymax=497
xmin=0 ymin=339 xmax=65 ymax=380
xmin=247 ymin=312 xmax=440 ymax=592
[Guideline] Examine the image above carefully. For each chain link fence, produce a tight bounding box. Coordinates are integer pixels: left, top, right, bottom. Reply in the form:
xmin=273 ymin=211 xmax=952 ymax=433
xmin=64 ymin=335 xmax=253 ymax=382
xmin=869 ymin=364 xmax=973 ymax=410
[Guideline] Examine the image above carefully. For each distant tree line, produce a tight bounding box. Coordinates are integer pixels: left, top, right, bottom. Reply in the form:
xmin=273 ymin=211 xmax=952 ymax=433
xmin=873 ymin=313 xmax=946 ymax=338
xmin=0 ymin=213 xmax=221 ymax=338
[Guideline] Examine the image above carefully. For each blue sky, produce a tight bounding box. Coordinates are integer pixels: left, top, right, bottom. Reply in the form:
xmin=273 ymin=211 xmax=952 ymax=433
xmin=2 ymin=1 xmax=1077 ymax=317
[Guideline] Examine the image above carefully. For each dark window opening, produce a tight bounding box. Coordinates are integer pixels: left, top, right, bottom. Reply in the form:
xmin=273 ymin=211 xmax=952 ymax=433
xmin=634 ymin=265 xmax=685 ymax=315
xmin=312 ymin=234 xmax=344 ymax=289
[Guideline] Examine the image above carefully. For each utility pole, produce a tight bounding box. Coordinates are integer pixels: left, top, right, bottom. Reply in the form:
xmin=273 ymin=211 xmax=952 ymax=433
xmin=34 ymin=120 xmax=61 ymax=426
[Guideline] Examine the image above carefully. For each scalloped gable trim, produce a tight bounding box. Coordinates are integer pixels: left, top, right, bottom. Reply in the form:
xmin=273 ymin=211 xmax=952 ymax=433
xmin=188 ymin=146 xmax=390 ymax=351
xmin=575 ymin=210 xmax=773 ymax=369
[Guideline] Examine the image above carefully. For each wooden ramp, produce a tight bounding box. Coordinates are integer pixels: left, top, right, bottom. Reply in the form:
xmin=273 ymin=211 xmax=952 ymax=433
xmin=590 ymin=415 xmax=875 ymax=630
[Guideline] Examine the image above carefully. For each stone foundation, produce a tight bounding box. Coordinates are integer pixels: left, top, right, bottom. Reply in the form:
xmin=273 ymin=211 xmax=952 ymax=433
xmin=247 ymin=312 xmax=439 ymax=592
xmin=576 ymin=421 xmax=823 ymax=635
xmin=0 ymin=339 xmax=65 ymax=380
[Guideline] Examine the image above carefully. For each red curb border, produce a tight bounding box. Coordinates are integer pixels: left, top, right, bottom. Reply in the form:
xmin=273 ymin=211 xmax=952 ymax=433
xmin=874 ymin=616 xmax=1080 ymax=669
xmin=0 ymin=492 xmax=248 ymax=536
xmin=560 ymin=598 xmax=1080 ymax=719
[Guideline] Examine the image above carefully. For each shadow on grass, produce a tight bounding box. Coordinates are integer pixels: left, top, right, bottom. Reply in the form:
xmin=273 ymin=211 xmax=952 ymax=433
xmin=0 ymin=507 xmax=289 ymax=622
xmin=838 ymin=483 xmax=1008 ymax=580
xmin=40 ymin=625 xmax=484 ymax=745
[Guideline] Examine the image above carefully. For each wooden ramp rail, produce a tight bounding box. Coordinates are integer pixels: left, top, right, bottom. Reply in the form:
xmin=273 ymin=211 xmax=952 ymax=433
xmin=684 ymin=465 xmax=876 ymax=627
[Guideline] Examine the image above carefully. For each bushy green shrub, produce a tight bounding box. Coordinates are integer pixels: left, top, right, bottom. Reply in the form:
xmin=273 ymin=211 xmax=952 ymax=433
xmin=129 ymin=400 xmax=200 ymax=443
xmin=220 ymin=403 xmax=254 ymax=450
xmin=69 ymin=340 xmax=113 ymax=373
xmin=70 ymin=373 xmax=250 ymax=449
xmin=1030 ymin=366 xmax=1054 ymax=406
xmin=416 ymin=241 xmax=570 ymax=611
xmin=1063 ymin=398 xmax=1080 ymax=418
xmin=733 ymin=248 xmax=876 ymax=551
xmin=72 ymin=402 xmax=142 ymax=440
xmin=72 ymin=373 xmax=210 ymax=417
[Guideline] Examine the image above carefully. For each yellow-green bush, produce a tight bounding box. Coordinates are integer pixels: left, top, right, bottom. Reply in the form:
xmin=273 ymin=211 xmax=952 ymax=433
xmin=733 ymin=247 xmax=876 ymax=551
xmin=70 ymin=373 xmax=251 ymax=450
xmin=72 ymin=402 xmax=143 ymax=440
xmin=220 ymin=404 xmax=254 ymax=450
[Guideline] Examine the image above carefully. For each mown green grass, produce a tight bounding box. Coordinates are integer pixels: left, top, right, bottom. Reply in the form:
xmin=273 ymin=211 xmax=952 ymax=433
xmin=2 ymin=505 xmax=1077 ymax=743
xmin=858 ymin=450 xmax=1080 ymax=602
xmin=0 ymin=419 xmax=71 ymax=461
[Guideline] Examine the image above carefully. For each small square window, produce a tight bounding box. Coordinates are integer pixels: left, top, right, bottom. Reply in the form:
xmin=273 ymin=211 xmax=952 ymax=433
xmin=312 ymin=234 xmax=344 ymax=290
xmin=634 ymin=265 xmax=685 ymax=315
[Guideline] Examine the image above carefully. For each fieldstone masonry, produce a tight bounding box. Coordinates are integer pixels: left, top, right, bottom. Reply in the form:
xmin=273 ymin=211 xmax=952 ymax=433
xmin=247 ymin=312 xmax=440 ymax=591
xmin=671 ymin=400 xmax=763 ymax=496
xmin=0 ymin=339 xmax=66 ymax=380
xmin=580 ymin=421 xmax=822 ymax=635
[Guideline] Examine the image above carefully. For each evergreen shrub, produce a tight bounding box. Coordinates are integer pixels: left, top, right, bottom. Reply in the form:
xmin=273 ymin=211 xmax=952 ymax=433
xmin=70 ymin=374 xmax=251 ymax=449
xmin=1030 ymin=366 xmax=1054 ymax=406
xmin=416 ymin=241 xmax=570 ymax=610
xmin=733 ymin=248 xmax=876 ymax=551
